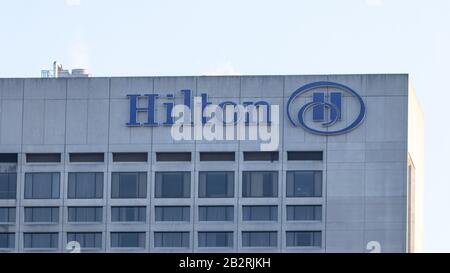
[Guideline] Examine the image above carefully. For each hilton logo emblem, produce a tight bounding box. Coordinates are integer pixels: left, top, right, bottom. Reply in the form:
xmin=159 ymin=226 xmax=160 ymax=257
xmin=286 ymin=81 xmax=366 ymax=136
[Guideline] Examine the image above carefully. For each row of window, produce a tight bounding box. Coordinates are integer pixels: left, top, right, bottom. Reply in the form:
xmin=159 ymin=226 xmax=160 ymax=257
xmin=0 ymin=151 xmax=323 ymax=164
xmin=0 ymin=171 xmax=323 ymax=199
xmin=0 ymin=205 xmax=322 ymax=223
xmin=0 ymin=231 xmax=322 ymax=249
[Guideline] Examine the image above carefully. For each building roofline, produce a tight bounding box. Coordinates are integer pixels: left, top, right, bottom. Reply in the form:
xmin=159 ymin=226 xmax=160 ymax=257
xmin=0 ymin=73 xmax=409 ymax=80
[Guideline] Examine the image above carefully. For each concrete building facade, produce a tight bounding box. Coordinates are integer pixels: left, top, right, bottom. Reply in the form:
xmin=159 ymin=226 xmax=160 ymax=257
xmin=0 ymin=74 xmax=423 ymax=252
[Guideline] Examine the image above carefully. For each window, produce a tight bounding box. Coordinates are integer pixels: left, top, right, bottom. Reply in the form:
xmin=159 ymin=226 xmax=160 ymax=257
xmin=111 ymin=172 xmax=147 ymax=198
xmin=69 ymin=153 xmax=104 ymax=163
xmin=154 ymin=232 xmax=189 ymax=248
xmin=26 ymin=153 xmax=61 ymax=163
xmin=67 ymin=232 xmax=102 ymax=249
xmin=68 ymin=172 xmax=103 ymax=199
xmin=243 ymin=151 xmax=279 ymax=161
xmin=0 ymin=233 xmax=14 ymax=249
xmin=0 ymin=153 xmax=17 ymax=163
xmin=68 ymin=207 xmax=103 ymax=223
xmin=24 ymin=233 xmax=58 ymax=249
xmin=0 ymin=173 xmax=16 ymax=199
xmin=112 ymin=152 xmax=147 ymax=162
xmin=110 ymin=232 xmax=145 ymax=248
xmin=111 ymin=207 xmax=146 ymax=222
xmin=199 ymin=206 xmax=234 ymax=222
xmin=199 ymin=172 xmax=234 ymax=198
xmin=0 ymin=207 xmax=15 ymax=223
xmin=286 ymin=231 xmax=322 ymax=247
xmin=287 ymin=205 xmax=322 ymax=221
xmin=155 ymin=206 xmax=190 ymax=222
xmin=24 ymin=173 xmax=60 ymax=199
xmin=287 ymin=151 xmax=323 ymax=161
xmin=200 ymin=152 xmax=235 ymax=161
xmin=155 ymin=172 xmax=190 ymax=198
xmin=242 ymin=231 xmax=277 ymax=247
xmin=286 ymin=171 xmax=322 ymax=197
xmin=242 ymin=171 xmax=278 ymax=197
xmin=198 ymin=232 xmax=233 ymax=248
xmin=24 ymin=207 xmax=59 ymax=223
xmin=243 ymin=206 xmax=277 ymax=221
xmin=156 ymin=152 xmax=191 ymax=162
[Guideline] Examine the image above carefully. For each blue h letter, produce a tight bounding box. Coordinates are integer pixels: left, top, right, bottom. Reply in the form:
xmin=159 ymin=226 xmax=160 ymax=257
xmin=127 ymin=94 xmax=159 ymax=126
xmin=312 ymin=92 xmax=342 ymax=122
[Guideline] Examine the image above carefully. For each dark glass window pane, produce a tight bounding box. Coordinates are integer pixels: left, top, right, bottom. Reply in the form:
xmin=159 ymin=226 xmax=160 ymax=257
xmin=0 ymin=233 xmax=15 ymax=248
xmin=286 ymin=171 xmax=322 ymax=197
xmin=111 ymin=172 xmax=147 ymax=198
xmin=111 ymin=207 xmax=146 ymax=222
xmin=242 ymin=171 xmax=278 ymax=197
xmin=24 ymin=207 xmax=59 ymax=223
xmin=242 ymin=231 xmax=277 ymax=247
xmin=68 ymin=207 xmax=102 ymax=223
xmin=67 ymin=232 xmax=102 ymax=249
xmin=69 ymin=153 xmax=104 ymax=163
xmin=156 ymin=152 xmax=191 ymax=162
xmin=155 ymin=206 xmax=190 ymax=222
xmin=242 ymin=206 xmax=277 ymax=221
xmin=199 ymin=172 xmax=234 ymax=198
xmin=286 ymin=231 xmax=322 ymax=247
xmin=287 ymin=205 xmax=322 ymax=221
xmin=198 ymin=232 xmax=233 ymax=248
xmin=155 ymin=172 xmax=190 ymax=198
xmin=26 ymin=153 xmax=61 ymax=163
xmin=200 ymin=152 xmax=235 ymax=161
xmin=24 ymin=233 xmax=58 ymax=249
xmin=243 ymin=152 xmax=279 ymax=161
xmin=199 ymin=206 xmax=234 ymax=221
xmin=112 ymin=153 xmax=147 ymax=162
xmin=24 ymin=173 xmax=60 ymax=199
xmin=0 ymin=173 xmax=16 ymax=199
xmin=110 ymin=232 xmax=145 ymax=248
xmin=0 ymin=153 xmax=18 ymax=163
xmin=0 ymin=207 xmax=15 ymax=223
xmin=154 ymin=232 xmax=189 ymax=248
xmin=68 ymin=172 xmax=103 ymax=199
xmin=287 ymin=151 xmax=323 ymax=161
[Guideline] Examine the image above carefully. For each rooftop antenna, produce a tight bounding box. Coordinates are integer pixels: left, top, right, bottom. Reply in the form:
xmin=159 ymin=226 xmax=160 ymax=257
xmin=53 ymin=61 xmax=62 ymax=78
xmin=41 ymin=61 xmax=90 ymax=78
